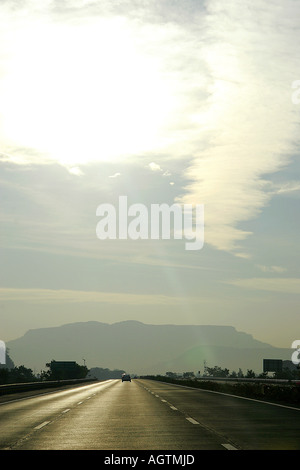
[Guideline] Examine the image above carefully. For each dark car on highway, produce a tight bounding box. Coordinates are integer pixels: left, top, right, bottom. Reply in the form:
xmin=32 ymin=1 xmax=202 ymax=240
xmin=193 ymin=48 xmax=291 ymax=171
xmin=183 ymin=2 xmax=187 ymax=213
xmin=122 ymin=374 xmax=131 ymax=382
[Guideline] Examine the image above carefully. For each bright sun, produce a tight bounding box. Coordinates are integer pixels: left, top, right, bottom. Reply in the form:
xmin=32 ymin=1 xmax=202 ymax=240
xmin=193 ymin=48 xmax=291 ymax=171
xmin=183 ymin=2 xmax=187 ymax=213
xmin=1 ymin=17 xmax=175 ymax=167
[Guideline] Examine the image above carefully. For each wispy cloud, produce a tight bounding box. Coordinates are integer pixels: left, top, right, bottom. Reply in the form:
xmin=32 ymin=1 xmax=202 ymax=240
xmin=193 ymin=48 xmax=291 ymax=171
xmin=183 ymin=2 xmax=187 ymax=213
xmin=148 ymin=162 xmax=162 ymax=172
xmin=68 ymin=166 xmax=84 ymax=176
xmin=226 ymin=277 xmax=300 ymax=294
xmin=178 ymin=0 xmax=300 ymax=256
xmin=0 ymin=287 xmax=185 ymax=306
xmin=266 ymin=180 xmax=300 ymax=196
xmin=256 ymin=265 xmax=287 ymax=274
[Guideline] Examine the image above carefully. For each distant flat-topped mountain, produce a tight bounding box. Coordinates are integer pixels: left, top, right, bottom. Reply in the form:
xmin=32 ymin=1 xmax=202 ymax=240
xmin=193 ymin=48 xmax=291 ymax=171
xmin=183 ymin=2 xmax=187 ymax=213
xmin=6 ymin=320 xmax=291 ymax=375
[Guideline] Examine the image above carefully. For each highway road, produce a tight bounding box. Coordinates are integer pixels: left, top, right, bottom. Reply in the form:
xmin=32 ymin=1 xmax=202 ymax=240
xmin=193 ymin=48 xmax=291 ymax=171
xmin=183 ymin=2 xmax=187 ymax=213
xmin=0 ymin=378 xmax=299 ymax=450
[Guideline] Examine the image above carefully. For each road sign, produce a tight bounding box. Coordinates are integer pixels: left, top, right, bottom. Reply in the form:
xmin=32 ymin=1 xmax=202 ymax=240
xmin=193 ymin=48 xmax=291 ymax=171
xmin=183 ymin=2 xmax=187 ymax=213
xmin=263 ymin=359 xmax=282 ymax=373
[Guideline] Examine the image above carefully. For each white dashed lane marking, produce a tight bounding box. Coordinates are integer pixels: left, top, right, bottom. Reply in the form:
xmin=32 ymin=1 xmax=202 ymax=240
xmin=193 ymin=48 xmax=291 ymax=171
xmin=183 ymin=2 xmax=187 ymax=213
xmin=222 ymin=443 xmax=238 ymax=450
xmin=34 ymin=421 xmax=50 ymax=430
xmin=186 ymin=417 xmax=200 ymax=425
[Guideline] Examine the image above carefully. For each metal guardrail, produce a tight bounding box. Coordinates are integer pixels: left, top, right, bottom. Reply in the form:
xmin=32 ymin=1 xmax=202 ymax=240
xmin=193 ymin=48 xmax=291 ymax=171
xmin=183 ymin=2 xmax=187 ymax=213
xmin=195 ymin=377 xmax=300 ymax=385
xmin=0 ymin=378 xmax=97 ymax=395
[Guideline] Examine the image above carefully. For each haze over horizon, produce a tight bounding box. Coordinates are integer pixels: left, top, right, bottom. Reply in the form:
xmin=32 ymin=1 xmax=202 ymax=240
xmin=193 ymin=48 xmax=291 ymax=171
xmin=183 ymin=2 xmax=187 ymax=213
xmin=1 ymin=0 xmax=299 ymax=354
xmin=7 ymin=320 xmax=291 ymax=375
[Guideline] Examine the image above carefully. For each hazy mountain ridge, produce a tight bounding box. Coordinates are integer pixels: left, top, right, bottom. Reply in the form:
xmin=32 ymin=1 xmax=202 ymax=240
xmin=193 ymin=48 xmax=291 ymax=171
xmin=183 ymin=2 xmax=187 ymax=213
xmin=6 ymin=321 xmax=291 ymax=375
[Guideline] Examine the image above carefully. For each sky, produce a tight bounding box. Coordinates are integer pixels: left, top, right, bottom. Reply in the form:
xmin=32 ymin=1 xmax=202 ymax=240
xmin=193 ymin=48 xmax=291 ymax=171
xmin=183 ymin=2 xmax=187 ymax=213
xmin=0 ymin=0 xmax=299 ymax=351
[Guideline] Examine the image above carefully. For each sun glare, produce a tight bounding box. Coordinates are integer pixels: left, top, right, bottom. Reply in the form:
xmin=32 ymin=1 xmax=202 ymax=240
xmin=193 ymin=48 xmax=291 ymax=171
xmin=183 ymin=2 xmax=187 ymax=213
xmin=1 ymin=18 xmax=176 ymax=166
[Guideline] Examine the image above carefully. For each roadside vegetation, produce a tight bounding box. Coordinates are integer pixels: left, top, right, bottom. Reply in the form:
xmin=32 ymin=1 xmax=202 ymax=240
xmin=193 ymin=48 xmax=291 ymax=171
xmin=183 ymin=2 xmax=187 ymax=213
xmin=141 ymin=365 xmax=300 ymax=405
xmin=0 ymin=351 xmax=88 ymax=384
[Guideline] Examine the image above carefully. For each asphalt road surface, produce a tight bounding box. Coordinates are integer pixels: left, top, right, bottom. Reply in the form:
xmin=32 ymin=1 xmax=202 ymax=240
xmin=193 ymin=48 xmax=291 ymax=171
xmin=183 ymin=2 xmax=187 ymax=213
xmin=0 ymin=378 xmax=299 ymax=450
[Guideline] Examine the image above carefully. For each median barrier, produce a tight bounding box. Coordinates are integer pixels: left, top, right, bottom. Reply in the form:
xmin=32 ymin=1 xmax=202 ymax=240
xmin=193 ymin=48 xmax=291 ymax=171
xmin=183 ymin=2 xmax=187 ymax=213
xmin=0 ymin=378 xmax=97 ymax=396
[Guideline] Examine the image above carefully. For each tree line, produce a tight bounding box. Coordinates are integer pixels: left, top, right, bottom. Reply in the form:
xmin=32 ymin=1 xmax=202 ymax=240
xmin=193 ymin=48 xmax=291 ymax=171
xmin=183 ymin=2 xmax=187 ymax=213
xmin=0 ymin=351 xmax=88 ymax=385
xmin=0 ymin=363 xmax=89 ymax=385
xmin=166 ymin=364 xmax=300 ymax=380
